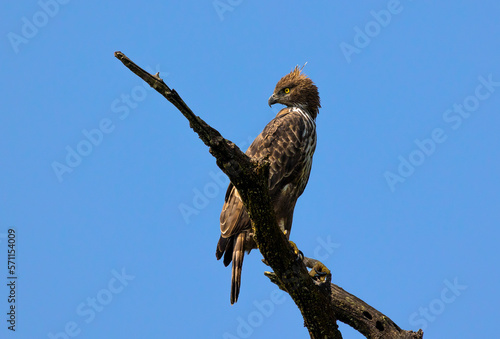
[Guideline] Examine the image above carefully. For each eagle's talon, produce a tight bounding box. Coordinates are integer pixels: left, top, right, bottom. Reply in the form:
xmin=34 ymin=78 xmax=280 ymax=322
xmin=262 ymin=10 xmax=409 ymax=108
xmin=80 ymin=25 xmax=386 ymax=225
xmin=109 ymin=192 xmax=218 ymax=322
xmin=313 ymin=270 xmax=328 ymax=277
xmin=309 ymin=261 xmax=331 ymax=283
xmin=288 ymin=241 xmax=303 ymax=261
xmin=297 ymin=250 xmax=304 ymax=261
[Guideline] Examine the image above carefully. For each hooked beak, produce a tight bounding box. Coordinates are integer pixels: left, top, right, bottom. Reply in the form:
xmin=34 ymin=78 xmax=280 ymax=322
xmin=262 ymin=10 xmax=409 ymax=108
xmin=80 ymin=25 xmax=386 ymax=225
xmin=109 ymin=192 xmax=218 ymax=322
xmin=268 ymin=94 xmax=278 ymax=107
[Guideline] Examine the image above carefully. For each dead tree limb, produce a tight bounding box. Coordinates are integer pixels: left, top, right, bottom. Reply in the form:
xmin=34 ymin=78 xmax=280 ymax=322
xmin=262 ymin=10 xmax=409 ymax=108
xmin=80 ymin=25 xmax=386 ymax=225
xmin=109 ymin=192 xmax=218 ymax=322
xmin=114 ymin=51 xmax=423 ymax=339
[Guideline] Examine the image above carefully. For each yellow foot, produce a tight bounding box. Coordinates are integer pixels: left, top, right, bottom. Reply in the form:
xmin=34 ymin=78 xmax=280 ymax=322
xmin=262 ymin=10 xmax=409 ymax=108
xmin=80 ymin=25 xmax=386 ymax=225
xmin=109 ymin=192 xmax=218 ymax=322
xmin=309 ymin=261 xmax=331 ymax=283
xmin=289 ymin=241 xmax=304 ymax=261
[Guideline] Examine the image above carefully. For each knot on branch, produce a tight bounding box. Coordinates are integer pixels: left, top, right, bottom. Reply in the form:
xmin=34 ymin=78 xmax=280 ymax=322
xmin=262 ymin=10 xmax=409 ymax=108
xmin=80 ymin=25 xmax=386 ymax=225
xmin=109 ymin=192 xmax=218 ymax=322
xmin=209 ymin=135 xmax=225 ymax=148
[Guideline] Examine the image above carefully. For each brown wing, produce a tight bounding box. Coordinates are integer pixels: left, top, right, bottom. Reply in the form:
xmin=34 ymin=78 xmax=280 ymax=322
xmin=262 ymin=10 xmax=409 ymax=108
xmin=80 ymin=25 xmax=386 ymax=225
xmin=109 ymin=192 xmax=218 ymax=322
xmin=217 ymin=107 xmax=316 ymax=243
xmin=219 ymin=184 xmax=248 ymax=239
xmin=248 ymin=108 xmax=316 ymax=198
xmin=216 ymin=182 xmax=250 ymax=266
xmin=216 ymin=107 xmax=317 ymax=304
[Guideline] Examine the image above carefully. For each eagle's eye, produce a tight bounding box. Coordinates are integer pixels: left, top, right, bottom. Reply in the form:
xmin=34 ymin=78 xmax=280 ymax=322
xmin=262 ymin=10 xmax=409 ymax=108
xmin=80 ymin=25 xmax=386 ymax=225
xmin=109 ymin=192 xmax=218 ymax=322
xmin=284 ymin=88 xmax=290 ymax=94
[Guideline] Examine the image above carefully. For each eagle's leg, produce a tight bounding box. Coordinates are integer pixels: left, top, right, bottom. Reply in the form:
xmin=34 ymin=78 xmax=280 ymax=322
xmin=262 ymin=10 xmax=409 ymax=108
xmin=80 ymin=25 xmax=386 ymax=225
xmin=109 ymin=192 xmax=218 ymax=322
xmin=309 ymin=262 xmax=331 ymax=283
xmin=283 ymin=228 xmax=304 ymax=261
xmin=288 ymin=241 xmax=304 ymax=261
xmin=303 ymin=256 xmax=331 ymax=283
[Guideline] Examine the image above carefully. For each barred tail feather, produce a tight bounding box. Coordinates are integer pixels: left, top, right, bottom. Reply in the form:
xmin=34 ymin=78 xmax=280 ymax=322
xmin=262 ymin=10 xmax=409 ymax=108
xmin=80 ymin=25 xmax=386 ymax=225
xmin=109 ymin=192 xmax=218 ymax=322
xmin=230 ymin=233 xmax=246 ymax=304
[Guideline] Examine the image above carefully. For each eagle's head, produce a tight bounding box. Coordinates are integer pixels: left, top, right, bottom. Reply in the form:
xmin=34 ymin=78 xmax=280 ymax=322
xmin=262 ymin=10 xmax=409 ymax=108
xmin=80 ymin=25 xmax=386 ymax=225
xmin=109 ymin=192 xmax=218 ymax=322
xmin=268 ymin=65 xmax=321 ymax=119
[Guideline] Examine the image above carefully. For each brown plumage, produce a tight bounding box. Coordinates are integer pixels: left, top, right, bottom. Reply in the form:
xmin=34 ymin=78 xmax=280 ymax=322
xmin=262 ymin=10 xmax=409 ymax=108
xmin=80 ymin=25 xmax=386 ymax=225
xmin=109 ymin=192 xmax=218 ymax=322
xmin=216 ymin=66 xmax=321 ymax=304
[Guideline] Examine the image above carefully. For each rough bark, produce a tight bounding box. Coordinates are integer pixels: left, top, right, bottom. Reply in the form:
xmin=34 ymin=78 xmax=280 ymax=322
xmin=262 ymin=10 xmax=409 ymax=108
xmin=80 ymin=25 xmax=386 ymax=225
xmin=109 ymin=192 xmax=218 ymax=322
xmin=114 ymin=51 xmax=424 ymax=339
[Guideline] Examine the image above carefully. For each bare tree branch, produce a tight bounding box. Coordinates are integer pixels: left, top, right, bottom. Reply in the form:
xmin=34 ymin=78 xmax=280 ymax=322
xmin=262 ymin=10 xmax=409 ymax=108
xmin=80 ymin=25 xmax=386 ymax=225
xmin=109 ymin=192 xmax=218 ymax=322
xmin=114 ymin=51 xmax=423 ymax=339
xmin=328 ymin=284 xmax=423 ymax=339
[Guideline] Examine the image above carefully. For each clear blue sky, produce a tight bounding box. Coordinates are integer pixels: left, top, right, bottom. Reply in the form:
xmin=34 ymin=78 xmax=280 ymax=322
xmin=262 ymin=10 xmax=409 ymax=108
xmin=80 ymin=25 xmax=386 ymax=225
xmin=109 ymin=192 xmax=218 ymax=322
xmin=1 ymin=1 xmax=499 ymax=338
